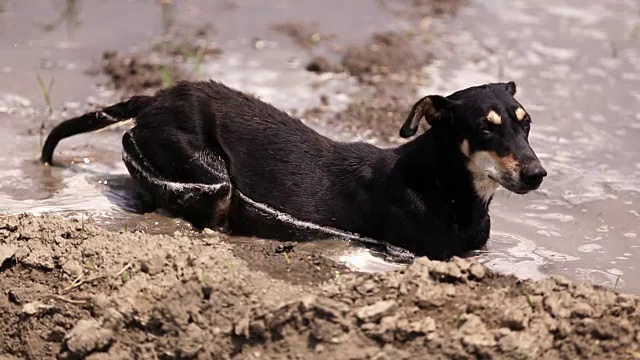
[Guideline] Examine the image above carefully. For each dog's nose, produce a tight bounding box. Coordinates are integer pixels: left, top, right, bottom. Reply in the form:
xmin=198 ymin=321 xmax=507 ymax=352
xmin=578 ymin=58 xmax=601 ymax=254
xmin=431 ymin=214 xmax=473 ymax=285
xmin=520 ymin=163 xmax=547 ymax=186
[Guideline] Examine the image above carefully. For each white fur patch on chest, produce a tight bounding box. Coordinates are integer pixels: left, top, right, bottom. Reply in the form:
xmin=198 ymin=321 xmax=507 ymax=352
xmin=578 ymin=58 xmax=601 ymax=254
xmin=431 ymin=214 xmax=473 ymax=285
xmin=460 ymin=142 xmax=499 ymax=202
xmin=468 ymin=152 xmax=499 ymax=202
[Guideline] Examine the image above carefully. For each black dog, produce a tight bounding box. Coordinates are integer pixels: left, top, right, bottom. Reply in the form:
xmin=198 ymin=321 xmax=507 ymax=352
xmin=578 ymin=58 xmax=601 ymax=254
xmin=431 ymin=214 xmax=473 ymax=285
xmin=41 ymin=80 xmax=546 ymax=260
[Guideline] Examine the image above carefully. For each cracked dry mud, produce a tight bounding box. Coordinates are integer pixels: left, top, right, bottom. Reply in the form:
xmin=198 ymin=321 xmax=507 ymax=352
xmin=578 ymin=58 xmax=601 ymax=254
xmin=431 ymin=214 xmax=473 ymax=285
xmin=1 ymin=214 xmax=639 ymax=359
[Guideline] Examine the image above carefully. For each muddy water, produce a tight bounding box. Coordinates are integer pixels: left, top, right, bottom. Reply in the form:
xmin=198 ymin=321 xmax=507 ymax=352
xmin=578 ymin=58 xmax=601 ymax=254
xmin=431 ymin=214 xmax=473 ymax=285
xmin=1 ymin=1 xmax=639 ymax=292
xmin=419 ymin=0 xmax=640 ymax=293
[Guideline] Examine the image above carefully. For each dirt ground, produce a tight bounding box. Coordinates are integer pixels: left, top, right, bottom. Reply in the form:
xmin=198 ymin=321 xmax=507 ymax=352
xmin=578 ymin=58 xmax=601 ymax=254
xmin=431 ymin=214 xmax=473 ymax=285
xmin=1 ymin=214 xmax=640 ymax=360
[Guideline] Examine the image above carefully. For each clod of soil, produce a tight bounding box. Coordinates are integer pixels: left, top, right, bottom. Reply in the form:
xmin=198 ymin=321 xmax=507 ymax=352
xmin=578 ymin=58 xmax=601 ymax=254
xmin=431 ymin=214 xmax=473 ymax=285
xmin=88 ymin=23 xmax=221 ymax=98
xmin=99 ymin=50 xmax=186 ymax=97
xmin=271 ymin=22 xmax=333 ymax=50
xmin=304 ymin=84 xmax=421 ymax=144
xmin=383 ymin=0 xmax=470 ymax=19
xmin=340 ymin=31 xmax=431 ymax=82
xmin=151 ymin=23 xmax=223 ymax=59
xmin=306 ymin=56 xmax=335 ymax=74
xmin=1 ymin=214 xmax=640 ymax=359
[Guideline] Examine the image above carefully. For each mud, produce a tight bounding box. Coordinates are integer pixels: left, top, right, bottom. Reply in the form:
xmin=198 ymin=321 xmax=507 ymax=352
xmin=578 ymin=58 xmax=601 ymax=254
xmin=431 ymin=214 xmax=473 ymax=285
xmin=1 ymin=214 xmax=639 ymax=359
xmin=339 ymin=32 xmax=430 ymax=83
xmin=96 ymin=51 xmax=186 ymax=97
xmin=271 ymin=22 xmax=333 ymax=50
xmin=383 ymin=0 xmax=470 ymax=19
xmin=230 ymin=240 xmax=352 ymax=286
xmin=2 ymin=0 xmax=640 ymax=358
xmin=304 ymin=86 xmax=416 ymax=145
xmin=89 ymin=24 xmax=222 ymax=98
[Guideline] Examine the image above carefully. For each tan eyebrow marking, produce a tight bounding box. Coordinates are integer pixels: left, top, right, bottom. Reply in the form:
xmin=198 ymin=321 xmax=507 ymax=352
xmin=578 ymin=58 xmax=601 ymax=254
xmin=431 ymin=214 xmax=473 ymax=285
xmin=515 ymin=107 xmax=527 ymax=121
xmin=486 ymin=110 xmax=502 ymax=125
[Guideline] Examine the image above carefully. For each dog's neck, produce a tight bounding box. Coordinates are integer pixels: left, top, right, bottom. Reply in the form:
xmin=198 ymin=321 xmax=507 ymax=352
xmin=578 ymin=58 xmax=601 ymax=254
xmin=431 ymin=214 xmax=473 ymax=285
xmin=393 ymin=129 xmax=494 ymax=212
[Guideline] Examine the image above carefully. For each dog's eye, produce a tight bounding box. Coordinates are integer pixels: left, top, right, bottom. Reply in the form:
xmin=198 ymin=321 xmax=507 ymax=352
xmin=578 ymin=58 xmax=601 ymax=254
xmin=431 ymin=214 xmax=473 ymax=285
xmin=479 ymin=122 xmax=494 ymax=136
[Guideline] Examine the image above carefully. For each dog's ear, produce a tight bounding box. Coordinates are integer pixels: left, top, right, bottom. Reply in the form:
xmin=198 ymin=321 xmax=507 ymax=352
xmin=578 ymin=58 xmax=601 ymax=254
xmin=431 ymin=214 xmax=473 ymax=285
xmin=399 ymin=95 xmax=458 ymax=138
xmin=503 ymin=81 xmax=517 ymax=95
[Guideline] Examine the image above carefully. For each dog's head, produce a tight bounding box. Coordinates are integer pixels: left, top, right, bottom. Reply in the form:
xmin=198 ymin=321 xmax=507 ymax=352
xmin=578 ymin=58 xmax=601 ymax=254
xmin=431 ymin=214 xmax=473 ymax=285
xmin=400 ymin=81 xmax=547 ymax=201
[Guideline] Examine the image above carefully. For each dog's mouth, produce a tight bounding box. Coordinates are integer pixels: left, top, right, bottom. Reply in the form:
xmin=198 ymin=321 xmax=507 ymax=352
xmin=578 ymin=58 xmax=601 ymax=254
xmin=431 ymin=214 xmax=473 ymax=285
xmin=489 ymin=174 xmax=542 ymax=194
xmin=488 ymin=174 xmax=542 ymax=195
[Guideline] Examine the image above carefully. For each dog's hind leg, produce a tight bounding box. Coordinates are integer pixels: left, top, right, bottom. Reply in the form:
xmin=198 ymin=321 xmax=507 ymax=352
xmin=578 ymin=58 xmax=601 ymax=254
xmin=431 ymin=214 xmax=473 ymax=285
xmin=121 ymin=129 xmax=232 ymax=231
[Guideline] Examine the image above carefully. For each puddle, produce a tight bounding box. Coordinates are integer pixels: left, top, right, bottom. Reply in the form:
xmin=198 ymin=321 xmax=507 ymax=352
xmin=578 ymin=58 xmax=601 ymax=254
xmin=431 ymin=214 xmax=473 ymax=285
xmin=420 ymin=0 xmax=640 ymax=292
xmin=1 ymin=0 xmax=639 ymax=293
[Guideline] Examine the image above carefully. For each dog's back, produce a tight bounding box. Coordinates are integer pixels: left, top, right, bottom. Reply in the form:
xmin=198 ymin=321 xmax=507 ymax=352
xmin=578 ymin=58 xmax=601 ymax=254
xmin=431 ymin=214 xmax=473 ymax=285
xmin=136 ymin=81 xmax=397 ymax=238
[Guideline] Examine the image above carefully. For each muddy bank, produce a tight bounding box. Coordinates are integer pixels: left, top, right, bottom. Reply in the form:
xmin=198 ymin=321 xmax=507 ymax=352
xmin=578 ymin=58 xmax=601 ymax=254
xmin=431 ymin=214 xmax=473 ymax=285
xmin=88 ymin=24 xmax=222 ymax=98
xmin=1 ymin=214 xmax=639 ymax=359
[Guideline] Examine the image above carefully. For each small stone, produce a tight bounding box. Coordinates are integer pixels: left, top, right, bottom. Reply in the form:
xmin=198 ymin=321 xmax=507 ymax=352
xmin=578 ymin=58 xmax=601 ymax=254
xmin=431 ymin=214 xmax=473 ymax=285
xmin=102 ymin=308 xmax=125 ymax=329
xmin=329 ymin=336 xmax=342 ymax=344
xmin=356 ymin=300 xmax=398 ymax=323
xmin=615 ymin=293 xmax=638 ymax=311
xmin=501 ymin=310 xmax=527 ymax=331
xmin=442 ymin=284 xmax=456 ymax=297
xmin=556 ymin=319 xmax=571 ymax=339
xmin=468 ymin=263 xmax=486 ymax=280
xmin=551 ymin=275 xmax=571 ymax=287
xmin=61 ymin=260 xmax=83 ymax=278
xmin=588 ymin=318 xmax=633 ymax=342
xmin=531 ymin=278 xmax=559 ymax=296
xmin=357 ymin=279 xmax=379 ymax=295
xmin=140 ymin=255 xmax=164 ymax=275
xmin=452 ymin=257 xmax=471 ymax=272
xmin=493 ymin=327 xmax=512 ymax=338
xmin=412 ymin=257 xmax=432 ymax=268
xmin=429 ymin=261 xmax=464 ymax=282
xmin=498 ymin=330 xmax=540 ymax=355
xmin=311 ymin=296 xmax=351 ymax=320
xmin=457 ymin=314 xmax=496 ymax=347
xmin=0 ymin=244 xmax=17 ymax=266
xmin=376 ymin=316 xmax=397 ymax=343
xmin=306 ymin=56 xmax=333 ymax=74
xmin=415 ymin=284 xmax=454 ymax=308
xmin=274 ymin=242 xmax=296 ymax=253
xmin=234 ymin=315 xmax=251 ymax=338
xmin=177 ymin=324 xmax=204 ymax=357
xmin=572 ymin=282 xmax=595 ymax=299
xmin=543 ymin=294 xmax=571 ymax=318
xmin=22 ymin=301 xmax=53 ymax=315
xmin=570 ymin=302 xmax=594 ymax=318
xmin=377 ymin=344 xmax=411 ymax=360
xmin=399 ymin=316 xmax=436 ymax=335
xmin=64 ymin=319 xmax=114 ymax=357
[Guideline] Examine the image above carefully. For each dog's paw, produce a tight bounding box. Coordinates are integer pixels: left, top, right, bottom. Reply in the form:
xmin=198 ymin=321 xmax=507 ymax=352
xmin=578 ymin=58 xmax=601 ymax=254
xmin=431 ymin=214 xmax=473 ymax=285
xmin=212 ymin=221 xmax=231 ymax=235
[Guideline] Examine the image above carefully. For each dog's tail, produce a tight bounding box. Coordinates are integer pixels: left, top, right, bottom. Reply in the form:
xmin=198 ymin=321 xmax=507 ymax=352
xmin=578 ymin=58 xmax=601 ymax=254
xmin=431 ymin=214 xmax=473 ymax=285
xmin=40 ymin=95 xmax=155 ymax=165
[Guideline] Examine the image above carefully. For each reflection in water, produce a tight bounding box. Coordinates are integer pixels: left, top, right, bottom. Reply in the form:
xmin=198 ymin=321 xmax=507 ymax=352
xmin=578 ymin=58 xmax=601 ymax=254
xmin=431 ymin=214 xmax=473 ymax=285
xmin=40 ymin=0 xmax=81 ymax=39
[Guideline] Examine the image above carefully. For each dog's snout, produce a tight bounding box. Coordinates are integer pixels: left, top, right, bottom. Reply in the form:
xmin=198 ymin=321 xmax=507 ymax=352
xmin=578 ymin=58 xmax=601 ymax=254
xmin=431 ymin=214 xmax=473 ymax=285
xmin=520 ymin=163 xmax=547 ymax=186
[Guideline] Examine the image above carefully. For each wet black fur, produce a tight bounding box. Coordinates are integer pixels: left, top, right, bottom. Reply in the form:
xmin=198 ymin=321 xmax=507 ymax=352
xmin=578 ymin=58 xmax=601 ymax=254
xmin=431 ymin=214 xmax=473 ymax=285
xmin=41 ymin=80 xmax=545 ymax=260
